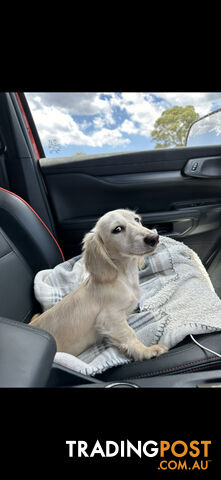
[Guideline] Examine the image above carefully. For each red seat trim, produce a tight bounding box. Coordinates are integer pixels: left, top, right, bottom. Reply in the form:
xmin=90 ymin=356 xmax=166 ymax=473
xmin=0 ymin=187 xmax=65 ymax=262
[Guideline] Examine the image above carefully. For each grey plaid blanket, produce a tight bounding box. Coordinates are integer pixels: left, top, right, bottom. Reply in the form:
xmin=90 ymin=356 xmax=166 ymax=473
xmin=34 ymin=236 xmax=221 ymax=376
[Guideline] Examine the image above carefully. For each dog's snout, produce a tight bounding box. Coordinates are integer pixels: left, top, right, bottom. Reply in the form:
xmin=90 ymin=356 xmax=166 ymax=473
xmin=144 ymin=233 xmax=159 ymax=247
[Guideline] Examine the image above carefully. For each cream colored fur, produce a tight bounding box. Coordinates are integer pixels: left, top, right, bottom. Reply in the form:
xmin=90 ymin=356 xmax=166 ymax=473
xmin=30 ymin=209 xmax=168 ymax=360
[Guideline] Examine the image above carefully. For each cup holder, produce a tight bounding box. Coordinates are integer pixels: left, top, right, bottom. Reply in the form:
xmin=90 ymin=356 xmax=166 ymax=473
xmin=105 ymin=381 xmax=139 ymax=388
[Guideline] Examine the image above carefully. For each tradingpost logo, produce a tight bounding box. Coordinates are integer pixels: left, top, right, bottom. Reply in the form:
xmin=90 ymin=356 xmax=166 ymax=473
xmin=65 ymin=439 xmax=212 ymax=470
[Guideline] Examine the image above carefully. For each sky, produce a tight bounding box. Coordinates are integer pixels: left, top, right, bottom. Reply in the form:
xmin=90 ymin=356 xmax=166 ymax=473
xmin=25 ymin=92 xmax=221 ymax=157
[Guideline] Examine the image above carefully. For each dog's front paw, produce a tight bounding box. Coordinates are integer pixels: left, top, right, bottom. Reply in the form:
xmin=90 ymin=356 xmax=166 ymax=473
xmin=150 ymin=344 xmax=168 ymax=357
xmin=141 ymin=344 xmax=168 ymax=360
xmin=120 ymin=340 xmax=168 ymax=361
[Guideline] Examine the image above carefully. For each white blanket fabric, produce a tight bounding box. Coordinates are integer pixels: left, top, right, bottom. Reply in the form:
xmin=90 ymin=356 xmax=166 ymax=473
xmin=34 ymin=236 xmax=221 ymax=376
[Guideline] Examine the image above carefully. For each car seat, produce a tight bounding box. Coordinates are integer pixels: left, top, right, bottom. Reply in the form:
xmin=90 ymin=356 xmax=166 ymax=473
xmin=1 ymin=186 xmax=221 ymax=387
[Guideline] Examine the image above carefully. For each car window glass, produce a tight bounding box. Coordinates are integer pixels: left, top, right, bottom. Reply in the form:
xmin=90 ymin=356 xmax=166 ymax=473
xmin=25 ymin=92 xmax=221 ymax=157
xmin=186 ymin=108 xmax=221 ymax=147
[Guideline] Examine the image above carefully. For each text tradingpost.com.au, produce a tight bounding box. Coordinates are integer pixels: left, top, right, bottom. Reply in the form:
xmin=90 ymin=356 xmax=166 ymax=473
xmin=65 ymin=439 xmax=212 ymax=471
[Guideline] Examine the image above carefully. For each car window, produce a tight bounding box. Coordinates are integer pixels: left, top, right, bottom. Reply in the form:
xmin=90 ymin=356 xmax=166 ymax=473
xmin=25 ymin=92 xmax=221 ymax=158
xmin=186 ymin=108 xmax=221 ymax=147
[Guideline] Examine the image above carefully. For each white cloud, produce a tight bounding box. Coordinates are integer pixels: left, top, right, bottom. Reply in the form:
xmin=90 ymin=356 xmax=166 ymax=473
xmin=29 ymin=101 xmax=89 ymax=146
xmin=26 ymin=92 xmax=116 ymax=128
xmin=93 ymin=116 xmax=105 ymax=129
xmin=90 ymin=128 xmax=130 ymax=147
xmin=154 ymin=92 xmax=221 ymax=117
xmin=26 ymin=92 xmax=110 ymax=115
xmin=79 ymin=120 xmax=92 ymax=130
xmin=120 ymin=119 xmax=138 ymax=134
xmin=28 ymin=96 xmax=129 ymax=148
xmin=112 ymin=92 xmax=165 ymax=137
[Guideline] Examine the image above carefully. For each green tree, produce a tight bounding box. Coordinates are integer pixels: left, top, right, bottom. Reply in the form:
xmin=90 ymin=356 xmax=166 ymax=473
xmin=151 ymin=105 xmax=200 ymax=149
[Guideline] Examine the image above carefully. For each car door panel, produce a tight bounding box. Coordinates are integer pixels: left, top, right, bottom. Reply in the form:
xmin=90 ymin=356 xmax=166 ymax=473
xmin=40 ymin=144 xmax=221 ymax=176
xmin=39 ymin=145 xmax=221 ymax=273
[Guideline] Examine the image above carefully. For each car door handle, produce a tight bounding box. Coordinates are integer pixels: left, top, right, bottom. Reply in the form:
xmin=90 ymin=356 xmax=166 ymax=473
xmin=153 ymin=219 xmax=193 ymax=237
xmin=183 ymin=156 xmax=221 ymax=178
xmin=142 ymin=202 xmax=221 ymax=240
xmin=141 ymin=211 xmax=197 ymax=238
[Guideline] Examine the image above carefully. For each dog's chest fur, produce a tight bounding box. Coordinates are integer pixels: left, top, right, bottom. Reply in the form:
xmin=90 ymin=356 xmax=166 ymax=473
xmin=117 ymin=258 xmax=141 ymax=314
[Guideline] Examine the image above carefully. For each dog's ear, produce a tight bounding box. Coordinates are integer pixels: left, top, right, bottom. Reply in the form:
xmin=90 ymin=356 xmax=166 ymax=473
xmin=82 ymin=231 xmax=118 ymax=283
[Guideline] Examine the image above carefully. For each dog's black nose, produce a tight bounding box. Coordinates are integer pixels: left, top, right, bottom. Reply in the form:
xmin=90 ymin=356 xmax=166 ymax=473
xmin=144 ymin=233 xmax=159 ymax=247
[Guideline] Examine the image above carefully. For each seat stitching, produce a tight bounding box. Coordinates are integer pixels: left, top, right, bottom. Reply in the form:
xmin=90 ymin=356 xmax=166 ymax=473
xmin=123 ymin=356 xmax=221 ymax=380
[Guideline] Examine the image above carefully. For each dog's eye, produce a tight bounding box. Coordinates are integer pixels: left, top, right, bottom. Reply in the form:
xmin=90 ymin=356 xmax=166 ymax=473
xmin=112 ymin=226 xmax=124 ymax=234
xmin=134 ymin=217 xmax=140 ymax=223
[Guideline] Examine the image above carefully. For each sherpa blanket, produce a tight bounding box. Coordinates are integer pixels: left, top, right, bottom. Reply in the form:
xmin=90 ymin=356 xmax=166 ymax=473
xmin=34 ymin=236 xmax=221 ymax=376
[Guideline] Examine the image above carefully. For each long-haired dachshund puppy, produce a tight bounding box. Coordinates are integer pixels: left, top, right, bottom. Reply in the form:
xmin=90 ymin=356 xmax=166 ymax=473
xmin=30 ymin=209 xmax=168 ymax=360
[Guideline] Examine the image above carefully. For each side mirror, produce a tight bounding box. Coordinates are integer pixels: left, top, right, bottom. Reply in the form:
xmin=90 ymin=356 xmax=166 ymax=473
xmin=185 ymin=108 xmax=221 ymax=147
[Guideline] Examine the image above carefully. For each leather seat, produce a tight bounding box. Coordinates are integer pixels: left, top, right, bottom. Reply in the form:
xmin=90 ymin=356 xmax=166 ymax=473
xmin=0 ymin=187 xmax=64 ymax=322
xmin=1 ymin=185 xmax=221 ymax=385
xmin=95 ymin=333 xmax=221 ymax=382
